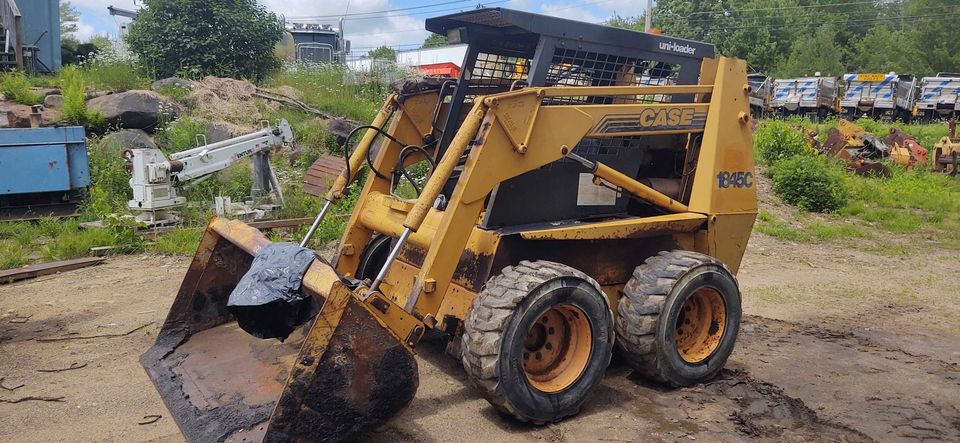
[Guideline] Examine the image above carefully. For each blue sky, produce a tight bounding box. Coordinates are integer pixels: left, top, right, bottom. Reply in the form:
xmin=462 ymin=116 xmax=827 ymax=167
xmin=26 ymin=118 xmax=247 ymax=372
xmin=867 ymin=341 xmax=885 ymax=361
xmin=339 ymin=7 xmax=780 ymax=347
xmin=68 ymin=0 xmax=646 ymax=54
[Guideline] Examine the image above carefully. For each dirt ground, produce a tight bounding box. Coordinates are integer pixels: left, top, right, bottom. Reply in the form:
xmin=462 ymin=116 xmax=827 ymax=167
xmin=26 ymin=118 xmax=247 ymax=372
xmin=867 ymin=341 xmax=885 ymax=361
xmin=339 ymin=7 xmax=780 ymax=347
xmin=1 ymin=230 xmax=959 ymax=442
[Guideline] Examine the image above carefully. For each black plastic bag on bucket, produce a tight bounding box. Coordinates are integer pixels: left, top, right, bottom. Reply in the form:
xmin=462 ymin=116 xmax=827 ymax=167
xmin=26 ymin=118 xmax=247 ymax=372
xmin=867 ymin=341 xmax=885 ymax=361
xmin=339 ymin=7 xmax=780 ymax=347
xmin=227 ymin=242 xmax=319 ymax=341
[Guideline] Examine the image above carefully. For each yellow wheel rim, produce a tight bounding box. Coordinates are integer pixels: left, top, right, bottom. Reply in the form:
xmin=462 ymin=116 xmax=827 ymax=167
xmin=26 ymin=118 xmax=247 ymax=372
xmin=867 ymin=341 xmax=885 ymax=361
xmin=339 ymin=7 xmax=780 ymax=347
xmin=674 ymin=288 xmax=726 ymax=364
xmin=522 ymin=304 xmax=592 ymax=393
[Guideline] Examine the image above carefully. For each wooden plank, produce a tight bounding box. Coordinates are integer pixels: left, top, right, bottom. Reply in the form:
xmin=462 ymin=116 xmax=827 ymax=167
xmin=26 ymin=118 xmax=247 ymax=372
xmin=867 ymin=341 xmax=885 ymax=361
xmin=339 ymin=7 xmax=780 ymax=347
xmin=247 ymin=217 xmax=315 ymax=230
xmin=0 ymin=257 xmax=106 ymax=284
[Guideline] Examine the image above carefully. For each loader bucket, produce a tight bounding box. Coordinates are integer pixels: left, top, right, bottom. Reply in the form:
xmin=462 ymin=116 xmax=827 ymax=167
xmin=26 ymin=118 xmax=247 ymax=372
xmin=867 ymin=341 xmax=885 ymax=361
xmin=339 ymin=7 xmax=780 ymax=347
xmin=141 ymin=218 xmax=418 ymax=442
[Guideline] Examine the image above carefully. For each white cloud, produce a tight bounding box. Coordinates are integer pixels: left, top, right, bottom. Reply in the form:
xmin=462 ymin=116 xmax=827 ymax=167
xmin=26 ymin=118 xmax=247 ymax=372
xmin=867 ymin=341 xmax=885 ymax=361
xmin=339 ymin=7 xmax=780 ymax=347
xmin=259 ymin=0 xmax=429 ymax=52
xmin=539 ymin=3 xmax=604 ymax=24
xmin=75 ymin=20 xmax=97 ymax=40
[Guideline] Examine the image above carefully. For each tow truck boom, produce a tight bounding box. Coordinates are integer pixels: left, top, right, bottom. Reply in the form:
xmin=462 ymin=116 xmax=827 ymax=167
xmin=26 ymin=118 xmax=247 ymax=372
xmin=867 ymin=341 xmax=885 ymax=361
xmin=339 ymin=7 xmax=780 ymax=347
xmin=125 ymin=120 xmax=293 ymax=223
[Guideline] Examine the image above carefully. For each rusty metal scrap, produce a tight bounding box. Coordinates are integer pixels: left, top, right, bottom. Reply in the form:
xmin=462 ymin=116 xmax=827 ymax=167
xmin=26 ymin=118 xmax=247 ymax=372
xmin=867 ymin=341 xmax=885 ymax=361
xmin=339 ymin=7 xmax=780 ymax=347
xmin=815 ymin=119 xmax=927 ymax=176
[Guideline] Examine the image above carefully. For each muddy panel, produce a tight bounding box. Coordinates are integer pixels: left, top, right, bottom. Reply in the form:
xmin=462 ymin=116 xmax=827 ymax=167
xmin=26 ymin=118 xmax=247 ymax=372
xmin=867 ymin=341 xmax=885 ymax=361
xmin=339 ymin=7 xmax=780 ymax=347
xmin=493 ymin=235 xmax=681 ymax=285
xmin=264 ymin=299 xmax=419 ymax=442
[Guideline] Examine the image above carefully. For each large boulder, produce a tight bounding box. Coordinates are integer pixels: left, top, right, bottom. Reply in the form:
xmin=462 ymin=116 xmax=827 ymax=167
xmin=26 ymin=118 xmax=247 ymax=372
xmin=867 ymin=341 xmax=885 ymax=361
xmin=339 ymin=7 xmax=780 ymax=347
xmin=86 ymin=90 xmax=181 ymax=131
xmin=150 ymin=77 xmax=196 ymax=91
xmin=43 ymin=94 xmax=64 ymax=109
xmin=97 ymin=129 xmax=157 ymax=156
xmin=5 ymin=104 xmax=60 ymax=128
xmin=205 ymin=120 xmax=248 ymax=143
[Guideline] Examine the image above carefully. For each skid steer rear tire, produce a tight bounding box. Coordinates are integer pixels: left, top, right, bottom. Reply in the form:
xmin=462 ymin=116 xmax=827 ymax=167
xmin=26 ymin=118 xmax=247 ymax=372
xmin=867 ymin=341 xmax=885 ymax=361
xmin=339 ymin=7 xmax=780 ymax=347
xmin=461 ymin=260 xmax=614 ymax=424
xmin=615 ymin=250 xmax=741 ymax=387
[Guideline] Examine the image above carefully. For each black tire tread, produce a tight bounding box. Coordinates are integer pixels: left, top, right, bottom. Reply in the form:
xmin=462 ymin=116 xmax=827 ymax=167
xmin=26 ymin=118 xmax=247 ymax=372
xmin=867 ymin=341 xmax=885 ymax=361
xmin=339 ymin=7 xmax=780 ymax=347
xmin=614 ymin=250 xmax=729 ymax=385
xmin=461 ymin=260 xmax=606 ymax=423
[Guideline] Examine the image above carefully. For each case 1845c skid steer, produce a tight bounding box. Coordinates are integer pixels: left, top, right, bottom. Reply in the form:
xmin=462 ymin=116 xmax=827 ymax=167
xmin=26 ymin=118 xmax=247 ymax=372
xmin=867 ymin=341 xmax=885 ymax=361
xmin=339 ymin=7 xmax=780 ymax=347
xmin=142 ymin=8 xmax=757 ymax=442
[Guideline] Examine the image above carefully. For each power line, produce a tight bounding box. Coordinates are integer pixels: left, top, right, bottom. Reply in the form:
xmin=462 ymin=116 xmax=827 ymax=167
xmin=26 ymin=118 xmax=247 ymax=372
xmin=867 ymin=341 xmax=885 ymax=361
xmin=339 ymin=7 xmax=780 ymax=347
xmin=671 ymin=3 xmax=955 ymax=26
xmin=287 ymin=0 xmax=477 ymax=19
xmin=700 ymin=11 xmax=960 ymax=32
xmin=333 ymin=1 xmax=512 ymax=23
xmin=342 ymin=0 xmax=620 ymax=37
xmin=676 ymin=0 xmax=881 ymax=18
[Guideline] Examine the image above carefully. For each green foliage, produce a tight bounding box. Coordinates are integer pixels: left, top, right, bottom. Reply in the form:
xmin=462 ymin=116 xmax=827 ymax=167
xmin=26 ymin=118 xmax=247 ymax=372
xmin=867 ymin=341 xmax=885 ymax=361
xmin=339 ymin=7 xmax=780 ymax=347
xmin=83 ymin=135 xmax=134 ymax=217
xmin=77 ymin=48 xmax=150 ymax=92
xmin=154 ymin=85 xmax=191 ymax=102
xmin=368 ymin=45 xmax=397 ymax=61
xmin=61 ymin=38 xmax=102 ymax=66
xmin=156 ymin=116 xmax=209 ymax=154
xmin=609 ymin=0 xmax=960 ymax=78
xmin=265 ymin=65 xmax=384 ymax=122
xmin=0 ymin=71 xmax=43 ymax=105
xmin=777 ymin=25 xmax=845 ymax=77
xmin=422 ymin=34 xmax=449 ymax=48
xmin=151 ymin=227 xmax=203 ymax=255
xmin=0 ymin=240 xmax=28 ymax=270
xmin=58 ymin=66 xmax=107 ymax=132
xmin=754 ymin=120 xmax=810 ymax=166
xmin=126 ymin=0 xmax=283 ymax=81
xmin=772 ymin=156 xmax=849 ymax=212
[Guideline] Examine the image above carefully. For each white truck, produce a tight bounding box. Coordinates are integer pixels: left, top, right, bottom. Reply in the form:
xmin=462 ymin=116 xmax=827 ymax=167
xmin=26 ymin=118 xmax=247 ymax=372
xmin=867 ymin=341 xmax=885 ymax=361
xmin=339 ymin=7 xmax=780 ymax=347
xmin=915 ymin=74 xmax=960 ymax=121
xmin=747 ymin=73 xmax=772 ymax=117
xmin=839 ymin=73 xmax=917 ymax=122
xmin=771 ymin=75 xmax=838 ymax=119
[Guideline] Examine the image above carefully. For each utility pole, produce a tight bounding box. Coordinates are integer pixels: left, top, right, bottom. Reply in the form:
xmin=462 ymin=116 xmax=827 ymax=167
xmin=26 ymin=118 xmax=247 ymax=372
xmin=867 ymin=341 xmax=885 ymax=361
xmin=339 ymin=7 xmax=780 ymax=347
xmin=644 ymin=0 xmax=652 ymax=31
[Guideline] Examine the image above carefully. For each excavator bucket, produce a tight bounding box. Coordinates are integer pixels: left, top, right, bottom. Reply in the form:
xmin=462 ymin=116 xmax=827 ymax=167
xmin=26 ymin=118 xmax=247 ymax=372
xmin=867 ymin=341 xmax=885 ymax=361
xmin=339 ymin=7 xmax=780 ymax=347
xmin=141 ymin=218 xmax=418 ymax=442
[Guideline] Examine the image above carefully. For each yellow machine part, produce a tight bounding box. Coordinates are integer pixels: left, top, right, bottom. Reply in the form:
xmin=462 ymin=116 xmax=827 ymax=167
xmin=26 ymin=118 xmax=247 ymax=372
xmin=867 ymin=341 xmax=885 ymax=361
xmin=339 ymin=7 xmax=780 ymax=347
xmin=142 ymin=56 xmax=757 ymax=442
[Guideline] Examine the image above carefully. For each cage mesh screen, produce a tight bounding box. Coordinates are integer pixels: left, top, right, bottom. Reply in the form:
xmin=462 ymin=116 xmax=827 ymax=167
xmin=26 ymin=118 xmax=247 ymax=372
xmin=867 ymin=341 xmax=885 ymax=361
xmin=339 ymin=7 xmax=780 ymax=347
xmin=544 ymin=48 xmax=680 ymax=104
xmin=471 ymin=52 xmax=530 ymax=86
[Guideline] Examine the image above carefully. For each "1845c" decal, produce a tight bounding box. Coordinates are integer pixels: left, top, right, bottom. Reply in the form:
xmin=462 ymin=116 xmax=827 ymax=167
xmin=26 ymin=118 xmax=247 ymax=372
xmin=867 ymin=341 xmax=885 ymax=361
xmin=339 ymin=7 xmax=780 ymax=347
xmin=717 ymin=171 xmax=753 ymax=188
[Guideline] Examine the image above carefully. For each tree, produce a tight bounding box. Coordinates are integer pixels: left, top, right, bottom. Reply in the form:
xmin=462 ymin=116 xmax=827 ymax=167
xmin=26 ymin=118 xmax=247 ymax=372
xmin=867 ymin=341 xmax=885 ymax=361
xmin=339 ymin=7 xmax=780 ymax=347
xmin=60 ymin=1 xmax=80 ymax=39
xmin=368 ymin=45 xmax=397 ymax=60
xmin=422 ymin=33 xmax=448 ymax=48
xmin=851 ymin=27 xmax=914 ymax=74
xmin=126 ymin=0 xmax=283 ymax=81
xmin=777 ymin=25 xmax=846 ymax=77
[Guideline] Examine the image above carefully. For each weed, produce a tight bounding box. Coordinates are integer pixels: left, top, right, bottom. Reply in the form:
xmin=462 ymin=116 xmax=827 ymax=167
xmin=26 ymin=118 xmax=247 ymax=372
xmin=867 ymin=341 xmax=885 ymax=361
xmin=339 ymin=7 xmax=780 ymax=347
xmin=755 ymin=211 xmax=807 ymax=241
xmin=754 ymin=120 xmax=811 ymax=166
xmin=154 ymin=85 xmax=191 ymax=103
xmin=806 ymin=221 xmax=867 ymax=241
xmin=771 ymin=156 xmax=848 ymax=212
xmin=0 ymin=240 xmax=28 ymax=270
xmin=151 ymin=227 xmax=203 ymax=255
xmin=156 ymin=116 xmax=208 ymax=154
xmin=264 ymin=64 xmax=391 ymax=123
xmin=59 ymin=66 xmax=107 ymax=132
xmin=0 ymin=70 xmax=43 ymax=105
xmin=77 ymin=48 xmax=150 ymax=92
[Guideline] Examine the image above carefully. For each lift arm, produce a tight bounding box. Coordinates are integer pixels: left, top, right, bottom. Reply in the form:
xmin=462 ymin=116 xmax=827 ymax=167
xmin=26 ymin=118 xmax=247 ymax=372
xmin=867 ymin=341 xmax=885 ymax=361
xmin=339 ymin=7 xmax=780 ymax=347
xmin=126 ymin=120 xmax=293 ymax=213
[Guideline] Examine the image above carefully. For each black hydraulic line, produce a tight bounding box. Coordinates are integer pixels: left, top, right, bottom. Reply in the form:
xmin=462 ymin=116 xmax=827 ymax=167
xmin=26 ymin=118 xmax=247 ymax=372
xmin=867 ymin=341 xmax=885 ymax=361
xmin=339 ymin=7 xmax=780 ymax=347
xmin=339 ymin=124 xmax=407 ymax=184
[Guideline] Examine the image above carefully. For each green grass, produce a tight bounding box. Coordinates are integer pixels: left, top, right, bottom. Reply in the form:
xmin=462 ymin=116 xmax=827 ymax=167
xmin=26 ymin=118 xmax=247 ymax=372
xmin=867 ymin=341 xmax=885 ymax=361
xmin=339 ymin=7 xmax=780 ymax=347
xmin=264 ymin=65 xmax=389 ymax=123
xmin=154 ymin=85 xmax=191 ymax=102
xmin=76 ymin=48 xmax=150 ymax=92
xmin=151 ymin=227 xmax=203 ymax=255
xmin=0 ymin=70 xmax=44 ymax=105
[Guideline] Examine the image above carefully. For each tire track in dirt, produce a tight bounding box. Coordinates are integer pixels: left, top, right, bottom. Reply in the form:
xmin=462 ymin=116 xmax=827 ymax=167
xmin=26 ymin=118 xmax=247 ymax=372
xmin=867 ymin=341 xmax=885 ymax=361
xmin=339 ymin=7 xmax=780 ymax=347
xmin=701 ymin=369 xmax=873 ymax=442
xmin=734 ymin=315 xmax=960 ymax=442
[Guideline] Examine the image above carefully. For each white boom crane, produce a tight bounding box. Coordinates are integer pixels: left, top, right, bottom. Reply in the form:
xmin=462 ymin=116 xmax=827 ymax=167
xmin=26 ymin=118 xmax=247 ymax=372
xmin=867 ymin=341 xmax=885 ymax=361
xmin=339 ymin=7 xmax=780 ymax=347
xmin=125 ymin=120 xmax=293 ymax=224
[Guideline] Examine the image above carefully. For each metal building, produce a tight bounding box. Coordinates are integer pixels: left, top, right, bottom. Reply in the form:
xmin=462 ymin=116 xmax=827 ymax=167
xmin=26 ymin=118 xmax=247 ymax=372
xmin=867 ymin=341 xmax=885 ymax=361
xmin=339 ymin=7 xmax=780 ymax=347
xmin=0 ymin=0 xmax=61 ymax=73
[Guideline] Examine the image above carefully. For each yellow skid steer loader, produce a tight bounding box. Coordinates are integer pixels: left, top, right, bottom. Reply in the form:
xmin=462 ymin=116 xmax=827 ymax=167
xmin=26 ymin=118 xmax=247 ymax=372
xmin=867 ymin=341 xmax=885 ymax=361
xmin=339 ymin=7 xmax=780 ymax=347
xmin=142 ymin=8 xmax=757 ymax=442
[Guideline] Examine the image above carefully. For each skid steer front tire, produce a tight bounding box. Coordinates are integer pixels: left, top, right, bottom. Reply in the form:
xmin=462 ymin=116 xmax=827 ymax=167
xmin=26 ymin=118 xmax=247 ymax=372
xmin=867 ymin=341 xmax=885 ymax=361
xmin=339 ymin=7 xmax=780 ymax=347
xmin=461 ymin=260 xmax=614 ymax=424
xmin=615 ymin=250 xmax=741 ymax=387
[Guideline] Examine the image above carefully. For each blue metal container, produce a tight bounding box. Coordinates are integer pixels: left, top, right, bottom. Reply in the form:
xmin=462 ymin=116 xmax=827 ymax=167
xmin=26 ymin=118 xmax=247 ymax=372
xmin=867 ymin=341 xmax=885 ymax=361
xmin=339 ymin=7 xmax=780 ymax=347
xmin=0 ymin=126 xmax=88 ymax=197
